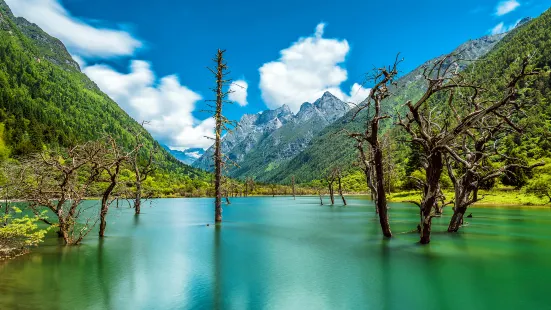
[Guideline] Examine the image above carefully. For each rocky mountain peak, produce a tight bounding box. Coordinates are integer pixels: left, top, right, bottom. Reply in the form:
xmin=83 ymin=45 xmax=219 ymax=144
xmin=517 ymin=17 xmax=532 ymax=27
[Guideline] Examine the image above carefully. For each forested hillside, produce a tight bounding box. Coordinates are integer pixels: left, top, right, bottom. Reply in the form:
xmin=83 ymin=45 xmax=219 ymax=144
xmin=0 ymin=1 xmax=211 ymax=195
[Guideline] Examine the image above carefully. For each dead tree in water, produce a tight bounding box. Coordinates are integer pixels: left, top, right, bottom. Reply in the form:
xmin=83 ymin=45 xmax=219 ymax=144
xmin=348 ymin=135 xmax=378 ymax=212
xmin=22 ymin=142 xmax=106 ymax=245
xmin=129 ymin=122 xmax=155 ymax=215
xmin=98 ymin=137 xmax=135 ymax=237
xmin=444 ymin=114 xmax=543 ymax=232
xmin=333 ymin=168 xmax=347 ymax=206
xmin=397 ymin=53 xmax=539 ymax=244
xmin=345 ymin=56 xmax=402 ymax=238
xmin=206 ymin=49 xmax=236 ymax=223
xmin=324 ymin=172 xmax=336 ymax=205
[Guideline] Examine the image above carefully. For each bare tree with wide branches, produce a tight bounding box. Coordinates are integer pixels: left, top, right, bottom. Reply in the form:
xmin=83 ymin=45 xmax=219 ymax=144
xmin=397 ymin=53 xmax=540 ymax=244
xmin=22 ymin=142 xmax=107 ymax=245
xmin=444 ymin=112 xmax=544 ymax=232
xmin=344 ymin=56 xmax=402 ymax=238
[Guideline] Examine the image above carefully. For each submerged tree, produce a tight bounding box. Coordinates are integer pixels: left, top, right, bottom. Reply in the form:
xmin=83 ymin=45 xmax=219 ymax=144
xmin=397 ymin=53 xmax=540 ymax=244
xmin=346 ymin=57 xmax=401 ymax=238
xmin=444 ymin=109 xmax=544 ymax=232
xmin=22 ymin=142 xmax=106 ymax=245
xmin=324 ymin=171 xmax=336 ymax=205
xmin=349 ymin=134 xmax=377 ymax=210
xmin=206 ymin=49 xmax=235 ymax=223
xmin=333 ymin=168 xmax=347 ymax=206
xmin=129 ymin=123 xmax=155 ymax=216
xmin=98 ymin=137 xmax=137 ymax=238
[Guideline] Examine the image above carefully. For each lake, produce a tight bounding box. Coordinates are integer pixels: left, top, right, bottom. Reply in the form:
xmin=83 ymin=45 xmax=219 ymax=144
xmin=1 ymin=196 xmax=551 ymax=310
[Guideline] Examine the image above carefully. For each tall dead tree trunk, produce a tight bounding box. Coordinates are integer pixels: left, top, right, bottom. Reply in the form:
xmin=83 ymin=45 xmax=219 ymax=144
xmin=207 ymin=49 xmax=234 ymax=223
xmin=334 ymin=168 xmax=347 ymax=206
xmin=325 ymin=174 xmax=335 ymax=205
xmin=344 ymin=57 xmax=401 ymax=238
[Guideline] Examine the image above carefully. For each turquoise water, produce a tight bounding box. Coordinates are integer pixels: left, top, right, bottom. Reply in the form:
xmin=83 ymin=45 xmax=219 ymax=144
xmin=1 ymin=196 xmax=551 ymax=310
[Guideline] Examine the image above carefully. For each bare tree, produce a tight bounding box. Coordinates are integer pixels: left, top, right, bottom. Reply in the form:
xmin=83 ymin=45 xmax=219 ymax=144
xmin=349 ymin=134 xmax=378 ymax=211
xmin=333 ymin=168 xmax=347 ymax=206
xmin=22 ymin=142 xmax=106 ymax=245
xmin=345 ymin=56 xmax=401 ymax=237
xmin=397 ymin=53 xmax=539 ymax=244
xmin=206 ymin=49 xmax=236 ymax=223
xmin=97 ymin=137 xmax=138 ymax=238
xmin=324 ymin=171 xmax=336 ymax=205
xmin=129 ymin=124 xmax=155 ymax=216
xmin=444 ymin=115 xmax=543 ymax=232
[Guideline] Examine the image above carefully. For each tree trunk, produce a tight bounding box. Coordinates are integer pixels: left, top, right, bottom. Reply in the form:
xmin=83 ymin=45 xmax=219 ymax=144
xmin=328 ymin=184 xmax=335 ymax=205
xmin=99 ymin=167 xmax=119 ymax=238
xmin=419 ymin=152 xmax=444 ymax=244
xmin=213 ymin=50 xmax=224 ymax=224
xmin=373 ymin=146 xmax=392 ymax=237
xmin=135 ymin=182 xmax=142 ymax=215
xmin=338 ymin=177 xmax=347 ymax=206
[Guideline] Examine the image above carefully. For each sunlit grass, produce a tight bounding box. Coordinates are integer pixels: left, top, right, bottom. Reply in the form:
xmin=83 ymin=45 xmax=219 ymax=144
xmin=388 ymin=189 xmax=550 ymax=207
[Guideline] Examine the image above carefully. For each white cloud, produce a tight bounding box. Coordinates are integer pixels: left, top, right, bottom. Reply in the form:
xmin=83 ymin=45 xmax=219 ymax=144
xmin=259 ymin=23 xmax=373 ymax=112
xmin=229 ymin=80 xmax=248 ymax=106
xmin=347 ymin=83 xmax=372 ymax=106
xmin=491 ymin=20 xmax=520 ymax=34
xmin=259 ymin=23 xmax=352 ymax=112
xmin=495 ymin=0 xmax=520 ymax=16
xmin=5 ymin=0 xmax=142 ymax=58
xmin=83 ymin=61 xmax=215 ymax=150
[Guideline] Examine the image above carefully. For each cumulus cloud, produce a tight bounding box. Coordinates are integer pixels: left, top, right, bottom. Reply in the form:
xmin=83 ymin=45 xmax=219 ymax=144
xmin=259 ymin=23 xmax=353 ymax=112
xmin=5 ymin=0 xmax=142 ymax=58
xmin=347 ymin=83 xmax=372 ymax=106
xmin=495 ymin=0 xmax=520 ymax=16
xmin=229 ymin=80 xmax=248 ymax=106
xmin=83 ymin=61 xmax=215 ymax=150
xmin=259 ymin=23 xmax=373 ymax=112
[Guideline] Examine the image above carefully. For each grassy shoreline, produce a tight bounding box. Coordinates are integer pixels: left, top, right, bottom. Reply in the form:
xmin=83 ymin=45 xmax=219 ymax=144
xmin=388 ymin=189 xmax=551 ymax=208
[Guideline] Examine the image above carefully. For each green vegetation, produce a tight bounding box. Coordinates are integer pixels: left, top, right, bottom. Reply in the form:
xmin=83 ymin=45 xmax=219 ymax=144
xmin=0 ymin=4 xmax=212 ymax=198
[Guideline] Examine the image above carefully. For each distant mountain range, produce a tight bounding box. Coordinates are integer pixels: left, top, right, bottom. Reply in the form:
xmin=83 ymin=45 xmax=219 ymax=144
xmin=193 ymin=91 xmax=350 ymax=177
xmin=163 ymin=146 xmax=205 ymax=165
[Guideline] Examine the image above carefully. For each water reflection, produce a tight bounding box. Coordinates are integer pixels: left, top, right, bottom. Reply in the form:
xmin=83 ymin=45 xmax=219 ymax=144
xmin=1 ymin=197 xmax=551 ymax=310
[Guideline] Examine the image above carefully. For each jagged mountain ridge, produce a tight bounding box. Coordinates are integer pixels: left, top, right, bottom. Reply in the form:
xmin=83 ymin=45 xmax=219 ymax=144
xmin=193 ymin=92 xmax=350 ymax=176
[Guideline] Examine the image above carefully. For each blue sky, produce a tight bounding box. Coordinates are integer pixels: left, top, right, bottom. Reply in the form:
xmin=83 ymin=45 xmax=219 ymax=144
xmin=5 ymin=0 xmax=550 ymax=150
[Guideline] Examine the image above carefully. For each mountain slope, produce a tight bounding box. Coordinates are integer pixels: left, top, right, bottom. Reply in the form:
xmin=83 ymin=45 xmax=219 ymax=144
xmin=193 ymin=92 xmax=351 ymax=180
xmin=193 ymin=104 xmax=294 ymax=170
xmin=0 ymin=1 xmax=205 ymax=179
xmin=163 ymin=146 xmax=205 ymax=165
xmin=263 ymin=32 xmax=508 ymax=183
